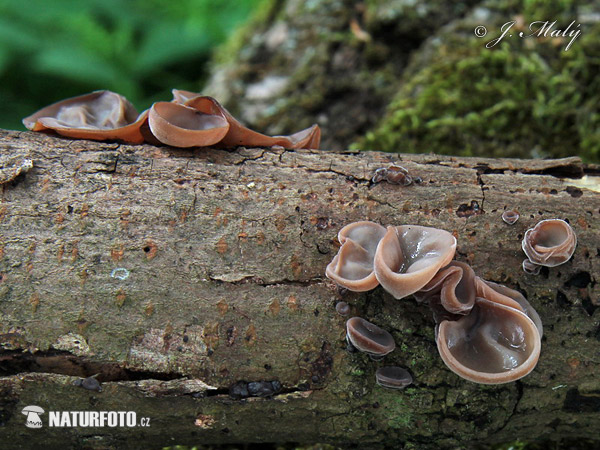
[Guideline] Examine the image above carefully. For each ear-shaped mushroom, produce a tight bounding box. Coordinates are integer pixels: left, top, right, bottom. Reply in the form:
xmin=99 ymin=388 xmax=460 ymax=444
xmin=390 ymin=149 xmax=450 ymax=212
xmin=326 ymin=221 xmax=387 ymax=291
xmin=522 ymin=219 xmax=577 ymax=267
xmin=148 ymin=101 xmax=230 ymax=148
xmin=436 ymin=297 xmax=541 ymax=384
xmin=172 ymin=89 xmax=321 ymax=149
xmin=23 ymin=90 xmax=147 ymax=144
xmin=346 ymin=317 xmax=395 ymax=357
xmin=373 ymin=225 xmax=456 ymax=299
xmin=414 ymin=261 xmax=476 ymax=315
xmin=375 ymin=366 xmax=413 ymax=389
xmin=475 ymin=278 xmax=543 ymax=337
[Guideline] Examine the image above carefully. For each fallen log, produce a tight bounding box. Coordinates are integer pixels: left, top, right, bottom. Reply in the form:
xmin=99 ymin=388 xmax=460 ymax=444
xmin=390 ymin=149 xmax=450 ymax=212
xmin=0 ymin=129 xmax=599 ymax=449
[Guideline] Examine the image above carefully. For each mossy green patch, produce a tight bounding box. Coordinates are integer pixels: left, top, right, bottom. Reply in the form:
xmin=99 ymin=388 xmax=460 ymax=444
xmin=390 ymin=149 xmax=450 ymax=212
xmin=356 ymin=1 xmax=600 ymax=161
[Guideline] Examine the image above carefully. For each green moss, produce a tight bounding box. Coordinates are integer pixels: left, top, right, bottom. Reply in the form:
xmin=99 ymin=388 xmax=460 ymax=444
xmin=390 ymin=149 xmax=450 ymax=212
xmin=355 ymin=2 xmax=600 ymax=161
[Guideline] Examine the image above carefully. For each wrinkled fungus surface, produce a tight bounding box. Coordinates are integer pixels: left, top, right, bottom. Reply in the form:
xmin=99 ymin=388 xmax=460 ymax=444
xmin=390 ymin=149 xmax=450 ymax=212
xmin=24 ymin=89 xmax=321 ymax=150
xmin=522 ymin=219 xmax=577 ymax=267
xmin=374 ymin=225 xmax=456 ymax=299
xmin=326 ymin=221 xmax=386 ymax=292
xmin=415 ymin=261 xmax=476 ymax=315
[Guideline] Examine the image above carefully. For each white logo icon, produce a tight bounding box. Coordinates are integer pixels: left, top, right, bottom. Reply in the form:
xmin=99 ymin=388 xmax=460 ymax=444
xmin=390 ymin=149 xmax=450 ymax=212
xmin=22 ymin=405 xmax=44 ymax=428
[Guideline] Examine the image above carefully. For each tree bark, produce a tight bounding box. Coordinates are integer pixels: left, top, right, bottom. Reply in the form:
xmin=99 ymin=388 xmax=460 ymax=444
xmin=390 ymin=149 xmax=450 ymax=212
xmin=0 ymin=129 xmax=599 ymax=449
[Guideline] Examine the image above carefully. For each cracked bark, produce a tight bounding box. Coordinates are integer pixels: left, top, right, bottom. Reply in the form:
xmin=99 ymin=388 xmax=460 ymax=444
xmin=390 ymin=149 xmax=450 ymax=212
xmin=0 ymin=129 xmax=599 ymax=449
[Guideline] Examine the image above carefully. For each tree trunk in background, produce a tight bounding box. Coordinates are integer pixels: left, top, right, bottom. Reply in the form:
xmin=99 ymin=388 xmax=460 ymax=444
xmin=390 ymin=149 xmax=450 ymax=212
xmin=0 ymin=129 xmax=599 ymax=448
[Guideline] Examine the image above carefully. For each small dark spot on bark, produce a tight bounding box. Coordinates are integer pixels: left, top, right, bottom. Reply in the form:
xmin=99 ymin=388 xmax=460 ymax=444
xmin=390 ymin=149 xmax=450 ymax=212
xmin=177 ymin=346 xmax=183 ymax=352
xmin=372 ymin=402 xmax=380 ymax=409
xmin=517 ymin=233 xmax=523 ymax=240
xmin=315 ymin=217 xmax=331 ymax=230
xmin=456 ymin=200 xmax=482 ymax=218
xmin=264 ymin=364 xmax=272 ymax=371
xmin=298 ymin=382 xmax=310 ymax=391
xmin=313 ymin=308 xmax=319 ymax=317
xmin=221 ymin=428 xmax=230 ymax=434
xmin=563 ymin=388 xmax=600 ymax=412
xmin=183 ymin=335 xmax=189 ymax=343
xmin=540 ymin=266 xmax=549 ymax=279
xmin=143 ymin=246 xmax=151 ymax=253
xmin=295 ymin=206 xmax=300 ymax=212
xmin=549 ymin=189 xmax=558 ymax=195
xmin=564 ymin=217 xmax=571 ymax=224
xmin=556 ymin=290 xmax=571 ymax=308
xmin=207 ymin=349 xmax=214 ymax=356
xmin=67 ymin=205 xmax=73 ymax=214
xmin=565 ymin=186 xmax=583 ymax=198
xmin=563 ymin=271 xmax=592 ymax=289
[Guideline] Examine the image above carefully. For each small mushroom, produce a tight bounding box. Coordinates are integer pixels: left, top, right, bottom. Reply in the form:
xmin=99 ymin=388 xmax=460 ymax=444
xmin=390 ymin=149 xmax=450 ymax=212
xmin=23 ymin=90 xmax=147 ymax=144
xmin=346 ymin=317 xmax=395 ymax=357
xmin=436 ymin=297 xmax=541 ymax=384
xmin=414 ymin=261 xmax=476 ymax=315
xmin=522 ymin=219 xmax=577 ymax=267
xmin=148 ymin=101 xmax=229 ymax=148
xmin=375 ymin=366 xmax=413 ymax=389
xmin=522 ymin=258 xmax=541 ymax=276
xmin=501 ymin=210 xmax=520 ymax=225
xmin=326 ymin=221 xmax=387 ymax=292
xmin=373 ymin=225 xmax=456 ymax=299
xmin=335 ymin=301 xmax=351 ymax=316
xmin=172 ymin=89 xmax=321 ymax=149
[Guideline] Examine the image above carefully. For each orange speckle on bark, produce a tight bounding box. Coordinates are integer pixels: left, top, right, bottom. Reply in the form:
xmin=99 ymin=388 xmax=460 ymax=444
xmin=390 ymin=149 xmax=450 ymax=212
xmin=71 ymin=242 xmax=79 ymax=262
xmin=115 ymin=289 xmax=127 ymax=307
xmin=216 ymin=299 xmax=228 ymax=316
xmin=111 ymin=244 xmax=124 ymax=261
xmin=80 ymin=203 xmax=89 ymax=218
xmin=55 ymin=212 xmax=64 ymax=224
xmin=238 ymin=232 xmax=248 ymax=241
xmin=245 ymin=324 xmax=257 ymax=346
xmin=216 ymin=237 xmax=228 ymax=254
xmin=256 ymin=231 xmax=265 ymax=245
xmin=144 ymin=302 xmax=155 ymax=316
xmin=80 ymin=268 xmax=88 ymax=286
xmin=287 ymin=295 xmax=299 ymax=311
xmin=57 ymin=245 xmax=64 ymax=262
xmin=179 ymin=209 xmax=188 ymax=223
xmin=41 ymin=176 xmax=51 ymax=193
xmin=120 ymin=210 xmax=131 ymax=230
xmin=25 ymin=263 xmax=34 ymax=273
xmin=577 ymin=217 xmax=588 ymax=228
xmin=269 ymin=299 xmax=281 ymax=316
xmin=213 ymin=207 xmax=223 ymax=217
xmin=276 ymin=216 xmax=287 ymax=233
xmin=29 ymin=292 xmax=40 ymax=313
xmin=144 ymin=240 xmax=158 ymax=260
xmin=290 ymin=254 xmax=303 ymax=278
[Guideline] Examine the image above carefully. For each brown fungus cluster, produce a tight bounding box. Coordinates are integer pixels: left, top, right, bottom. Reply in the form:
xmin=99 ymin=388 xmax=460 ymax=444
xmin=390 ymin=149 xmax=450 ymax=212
xmin=328 ymin=220 xmax=544 ymax=385
xmin=23 ymin=89 xmax=321 ymax=150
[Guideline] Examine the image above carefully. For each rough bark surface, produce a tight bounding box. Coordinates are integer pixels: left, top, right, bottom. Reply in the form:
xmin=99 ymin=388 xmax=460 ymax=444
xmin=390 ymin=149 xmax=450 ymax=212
xmin=0 ymin=129 xmax=599 ymax=449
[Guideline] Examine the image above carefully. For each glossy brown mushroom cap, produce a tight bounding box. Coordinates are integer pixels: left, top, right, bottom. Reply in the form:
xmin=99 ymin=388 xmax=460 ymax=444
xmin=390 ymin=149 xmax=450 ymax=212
xmin=22 ymin=90 xmax=146 ymax=144
xmin=437 ymin=297 xmax=541 ymax=384
xmin=414 ymin=261 xmax=476 ymax=315
xmin=173 ymin=89 xmax=321 ymax=149
xmin=326 ymin=221 xmax=387 ymax=291
xmin=148 ymin=101 xmax=229 ymax=148
xmin=373 ymin=225 xmax=456 ymax=299
xmin=346 ymin=317 xmax=395 ymax=356
xmin=375 ymin=366 xmax=413 ymax=389
xmin=522 ymin=219 xmax=577 ymax=267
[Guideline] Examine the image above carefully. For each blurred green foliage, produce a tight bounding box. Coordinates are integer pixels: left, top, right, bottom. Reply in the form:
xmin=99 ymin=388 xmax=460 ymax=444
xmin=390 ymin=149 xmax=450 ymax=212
xmin=0 ymin=0 xmax=263 ymax=130
xmin=357 ymin=0 xmax=600 ymax=161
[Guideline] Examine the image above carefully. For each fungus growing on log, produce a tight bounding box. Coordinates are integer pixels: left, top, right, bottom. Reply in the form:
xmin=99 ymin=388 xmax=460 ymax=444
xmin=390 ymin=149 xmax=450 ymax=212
xmin=375 ymin=366 xmax=413 ymax=389
xmin=23 ymin=90 xmax=147 ymax=144
xmin=522 ymin=219 xmax=577 ymax=267
xmin=23 ymin=89 xmax=321 ymax=149
xmin=522 ymin=258 xmax=542 ymax=276
xmin=436 ymin=297 xmax=542 ymax=384
xmin=148 ymin=101 xmax=229 ymax=148
xmin=345 ymin=317 xmax=395 ymax=357
xmin=325 ymin=221 xmax=386 ymax=292
xmin=502 ymin=210 xmax=520 ymax=225
xmin=373 ymin=225 xmax=456 ymax=299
